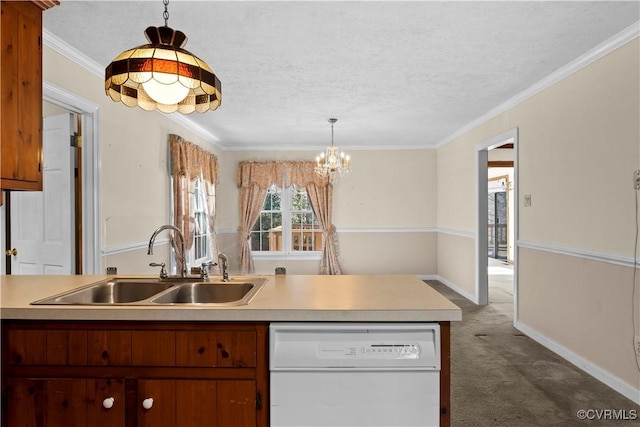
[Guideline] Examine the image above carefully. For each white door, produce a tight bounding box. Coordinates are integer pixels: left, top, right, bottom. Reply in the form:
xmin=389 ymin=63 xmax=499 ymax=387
xmin=10 ymin=113 xmax=75 ymax=274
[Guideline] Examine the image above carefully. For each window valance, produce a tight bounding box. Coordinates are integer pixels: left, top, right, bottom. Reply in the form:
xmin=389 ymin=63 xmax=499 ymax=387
xmin=236 ymin=161 xmax=329 ymax=189
xmin=169 ymin=134 xmax=218 ymax=185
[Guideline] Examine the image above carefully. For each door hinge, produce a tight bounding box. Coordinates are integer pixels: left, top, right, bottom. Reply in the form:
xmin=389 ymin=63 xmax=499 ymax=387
xmin=256 ymin=391 xmax=262 ymax=410
xmin=70 ymin=133 xmax=82 ymax=148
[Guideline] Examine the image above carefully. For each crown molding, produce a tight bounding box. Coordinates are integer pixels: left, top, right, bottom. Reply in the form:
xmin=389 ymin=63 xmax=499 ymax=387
xmin=43 ymin=28 xmax=104 ymax=77
xmin=222 ymin=143 xmax=438 ymax=152
xmin=435 ymin=21 xmax=640 ymax=149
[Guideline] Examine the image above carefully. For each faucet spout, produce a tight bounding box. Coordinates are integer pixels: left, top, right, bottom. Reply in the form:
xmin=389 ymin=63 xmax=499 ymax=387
xmin=148 ymin=225 xmax=188 ymax=278
xmin=218 ymin=253 xmax=229 ymax=282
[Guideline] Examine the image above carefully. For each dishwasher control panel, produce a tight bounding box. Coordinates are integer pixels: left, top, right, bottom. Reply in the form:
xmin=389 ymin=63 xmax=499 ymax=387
xmin=270 ymin=323 xmax=440 ymax=370
xmin=318 ymin=342 xmax=421 ymax=359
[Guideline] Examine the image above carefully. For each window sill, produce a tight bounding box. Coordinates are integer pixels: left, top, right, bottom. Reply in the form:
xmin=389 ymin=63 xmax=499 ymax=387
xmin=251 ymin=251 xmax=322 ymax=261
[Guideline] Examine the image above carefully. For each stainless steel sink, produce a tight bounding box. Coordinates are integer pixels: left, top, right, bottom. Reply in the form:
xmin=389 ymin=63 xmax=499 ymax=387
xmin=31 ymin=277 xmax=267 ymax=306
xmin=150 ymin=282 xmax=262 ymax=305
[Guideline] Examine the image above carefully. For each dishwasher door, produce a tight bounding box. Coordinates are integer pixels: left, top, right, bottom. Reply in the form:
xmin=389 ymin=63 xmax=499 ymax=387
xmin=270 ymin=323 xmax=440 ymax=427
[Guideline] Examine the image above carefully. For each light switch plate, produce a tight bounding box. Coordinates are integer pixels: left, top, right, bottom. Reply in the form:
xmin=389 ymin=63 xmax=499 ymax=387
xmin=524 ymin=194 xmax=532 ymax=207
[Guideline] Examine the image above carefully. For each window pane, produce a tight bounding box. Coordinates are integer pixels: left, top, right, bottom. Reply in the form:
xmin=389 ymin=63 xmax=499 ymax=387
xmin=191 ymin=177 xmax=210 ymax=263
xmin=250 ymin=184 xmax=322 ymax=253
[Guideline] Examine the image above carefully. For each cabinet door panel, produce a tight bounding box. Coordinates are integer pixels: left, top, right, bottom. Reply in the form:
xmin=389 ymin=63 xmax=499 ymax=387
xmin=0 ymin=1 xmax=43 ymax=189
xmin=15 ymin=0 xmax=42 ymax=185
xmin=1 ymin=2 xmax=19 ymax=182
xmin=46 ymin=379 xmax=87 ymax=427
xmin=217 ymin=380 xmax=256 ymax=427
xmin=87 ymin=330 xmax=131 ymax=365
xmin=132 ymin=331 xmax=175 ymax=366
xmin=4 ymin=379 xmax=44 ymax=427
xmin=175 ymin=331 xmax=217 ymax=367
xmin=176 ymin=380 xmax=217 ymax=427
xmin=217 ymin=331 xmax=256 ymax=367
xmin=138 ymin=380 xmax=176 ymax=427
xmin=46 ymin=330 xmax=88 ymax=365
xmin=86 ymin=379 xmax=125 ymax=427
xmin=7 ymin=329 xmax=46 ymax=365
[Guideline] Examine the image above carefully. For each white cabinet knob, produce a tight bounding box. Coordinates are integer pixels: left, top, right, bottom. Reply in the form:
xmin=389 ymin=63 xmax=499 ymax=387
xmin=102 ymin=397 xmax=115 ymax=409
xmin=142 ymin=398 xmax=154 ymax=410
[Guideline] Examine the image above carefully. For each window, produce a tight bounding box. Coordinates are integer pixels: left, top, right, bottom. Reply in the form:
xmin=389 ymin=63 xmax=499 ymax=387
xmin=191 ymin=177 xmax=210 ymax=265
xmin=251 ymin=184 xmax=323 ymax=254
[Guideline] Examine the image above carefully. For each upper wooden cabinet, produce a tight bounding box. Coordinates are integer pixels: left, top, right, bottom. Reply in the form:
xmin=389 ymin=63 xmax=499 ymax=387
xmin=0 ymin=1 xmax=57 ymax=191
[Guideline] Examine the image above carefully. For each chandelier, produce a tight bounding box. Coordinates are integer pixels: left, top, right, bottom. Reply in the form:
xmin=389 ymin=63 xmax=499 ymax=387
xmin=315 ymin=118 xmax=351 ymax=181
xmin=105 ymin=0 xmax=222 ymax=114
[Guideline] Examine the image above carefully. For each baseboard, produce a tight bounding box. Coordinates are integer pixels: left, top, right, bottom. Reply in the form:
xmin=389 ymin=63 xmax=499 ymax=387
xmin=432 ymin=275 xmax=479 ymax=304
xmin=515 ymin=321 xmax=640 ymax=405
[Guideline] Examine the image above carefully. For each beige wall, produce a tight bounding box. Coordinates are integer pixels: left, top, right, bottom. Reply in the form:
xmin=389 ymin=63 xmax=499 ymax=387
xmin=518 ymin=247 xmax=638 ymax=395
xmin=437 ymin=38 xmax=640 ymax=398
xmin=217 ymin=149 xmax=438 ymax=275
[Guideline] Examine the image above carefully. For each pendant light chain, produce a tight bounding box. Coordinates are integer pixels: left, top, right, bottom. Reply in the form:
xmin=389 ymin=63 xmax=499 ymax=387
xmin=331 ymin=121 xmax=335 ymax=147
xmin=163 ymin=0 xmax=170 ymax=27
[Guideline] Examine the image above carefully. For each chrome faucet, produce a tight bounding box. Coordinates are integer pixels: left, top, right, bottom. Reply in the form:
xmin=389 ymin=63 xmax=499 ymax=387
xmin=148 ymin=225 xmax=188 ymax=278
xmin=218 ymin=253 xmax=230 ymax=282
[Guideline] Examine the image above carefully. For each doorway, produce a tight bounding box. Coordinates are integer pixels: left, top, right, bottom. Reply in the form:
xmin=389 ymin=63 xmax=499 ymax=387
xmin=475 ymin=129 xmax=518 ymax=322
xmin=8 ymin=111 xmax=77 ymax=274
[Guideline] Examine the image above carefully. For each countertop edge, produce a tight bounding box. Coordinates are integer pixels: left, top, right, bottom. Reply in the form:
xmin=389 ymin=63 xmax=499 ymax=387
xmin=0 ymin=308 xmax=462 ymax=322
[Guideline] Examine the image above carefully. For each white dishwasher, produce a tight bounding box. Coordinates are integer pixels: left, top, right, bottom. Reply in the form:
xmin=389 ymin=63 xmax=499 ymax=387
xmin=270 ymin=323 xmax=441 ymax=427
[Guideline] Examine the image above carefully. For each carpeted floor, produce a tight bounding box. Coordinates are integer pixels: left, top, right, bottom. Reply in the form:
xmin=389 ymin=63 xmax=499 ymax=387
xmin=426 ymin=262 xmax=640 ymax=427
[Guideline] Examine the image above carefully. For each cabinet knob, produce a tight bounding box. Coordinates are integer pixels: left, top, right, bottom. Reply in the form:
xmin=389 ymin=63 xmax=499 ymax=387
xmin=142 ymin=398 xmax=154 ymax=410
xmin=102 ymin=397 xmax=115 ymax=409
xmin=5 ymin=248 xmax=17 ymax=256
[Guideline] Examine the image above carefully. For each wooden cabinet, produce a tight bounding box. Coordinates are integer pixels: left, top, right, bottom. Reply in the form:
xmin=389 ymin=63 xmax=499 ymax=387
xmin=0 ymin=1 xmax=57 ymax=191
xmin=1 ymin=321 xmax=269 ymax=427
xmin=5 ymin=378 xmax=125 ymax=427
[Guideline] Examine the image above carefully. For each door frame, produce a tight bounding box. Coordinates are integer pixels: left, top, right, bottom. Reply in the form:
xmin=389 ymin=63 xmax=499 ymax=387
xmin=43 ymin=81 xmax=101 ymax=274
xmin=475 ymin=128 xmax=518 ymax=320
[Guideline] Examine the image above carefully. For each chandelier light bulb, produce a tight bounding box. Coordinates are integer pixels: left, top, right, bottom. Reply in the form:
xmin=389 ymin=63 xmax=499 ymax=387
xmin=142 ymin=80 xmax=191 ymax=105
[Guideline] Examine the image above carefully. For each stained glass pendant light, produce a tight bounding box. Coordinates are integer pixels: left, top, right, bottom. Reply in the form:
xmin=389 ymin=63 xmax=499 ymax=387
xmin=105 ymin=0 xmax=221 ymax=114
xmin=315 ymin=118 xmax=351 ymax=182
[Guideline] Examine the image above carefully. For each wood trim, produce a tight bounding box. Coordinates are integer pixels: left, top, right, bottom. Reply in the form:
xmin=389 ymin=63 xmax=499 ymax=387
xmin=29 ymin=1 xmax=59 ymax=11
xmin=439 ymin=321 xmax=450 ymax=427
xmin=495 ymin=143 xmax=514 ymax=149
xmin=255 ymin=323 xmax=269 ymax=427
xmin=488 ymin=160 xmax=514 ymax=168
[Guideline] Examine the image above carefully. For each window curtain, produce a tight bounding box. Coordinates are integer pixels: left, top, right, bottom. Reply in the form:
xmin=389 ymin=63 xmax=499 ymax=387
xmin=236 ymin=161 xmax=342 ymax=275
xmin=169 ymin=134 xmax=219 ymax=273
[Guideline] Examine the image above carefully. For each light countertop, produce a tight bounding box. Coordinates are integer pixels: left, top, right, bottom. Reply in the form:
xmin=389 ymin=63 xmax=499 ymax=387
xmin=0 ymin=274 xmax=461 ymax=322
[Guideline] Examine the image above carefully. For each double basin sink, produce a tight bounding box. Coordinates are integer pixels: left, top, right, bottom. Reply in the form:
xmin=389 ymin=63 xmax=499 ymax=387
xmin=31 ymin=277 xmax=267 ymax=306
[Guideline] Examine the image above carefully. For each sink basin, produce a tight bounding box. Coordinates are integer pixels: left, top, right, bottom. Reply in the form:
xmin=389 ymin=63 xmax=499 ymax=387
xmin=31 ymin=278 xmax=176 ymax=304
xmin=31 ymin=277 xmax=267 ymax=306
xmin=150 ymin=282 xmax=261 ymax=305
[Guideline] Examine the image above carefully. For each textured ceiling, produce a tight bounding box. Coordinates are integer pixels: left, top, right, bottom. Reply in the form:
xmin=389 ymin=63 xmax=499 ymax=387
xmin=43 ymin=1 xmax=640 ymax=150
